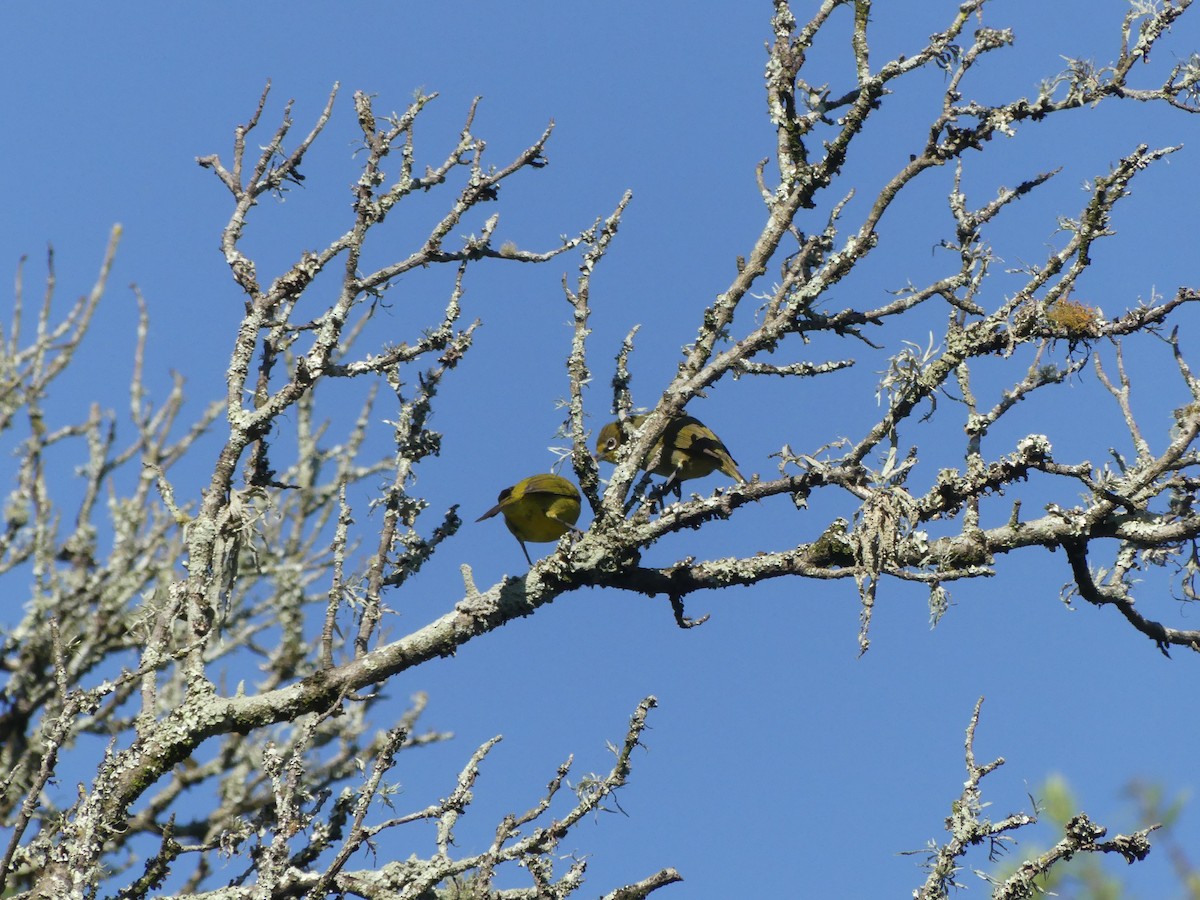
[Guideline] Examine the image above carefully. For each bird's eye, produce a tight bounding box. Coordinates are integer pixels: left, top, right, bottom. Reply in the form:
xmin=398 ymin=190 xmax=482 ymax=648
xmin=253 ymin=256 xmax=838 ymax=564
xmin=605 ymin=438 xmax=618 ymax=451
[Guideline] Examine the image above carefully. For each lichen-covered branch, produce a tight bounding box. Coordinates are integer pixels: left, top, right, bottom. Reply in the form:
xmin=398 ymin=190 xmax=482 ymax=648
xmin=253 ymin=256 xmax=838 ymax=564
xmin=910 ymin=698 xmax=1157 ymax=900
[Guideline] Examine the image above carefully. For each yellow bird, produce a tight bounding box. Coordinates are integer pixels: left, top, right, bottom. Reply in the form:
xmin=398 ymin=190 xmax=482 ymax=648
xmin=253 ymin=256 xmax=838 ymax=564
xmin=594 ymin=414 xmax=745 ymax=498
xmin=476 ymin=473 xmax=582 ymax=565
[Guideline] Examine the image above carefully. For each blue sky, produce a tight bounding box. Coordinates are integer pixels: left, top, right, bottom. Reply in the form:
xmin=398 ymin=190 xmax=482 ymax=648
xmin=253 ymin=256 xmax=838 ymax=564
xmin=2 ymin=2 xmax=1199 ymax=896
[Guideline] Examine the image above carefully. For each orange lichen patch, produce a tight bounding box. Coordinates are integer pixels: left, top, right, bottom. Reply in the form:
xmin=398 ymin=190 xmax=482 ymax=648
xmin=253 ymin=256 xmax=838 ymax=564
xmin=1045 ymin=299 xmax=1102 ymax=337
